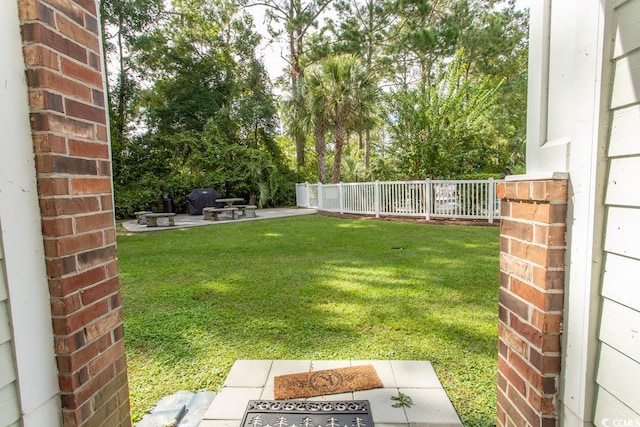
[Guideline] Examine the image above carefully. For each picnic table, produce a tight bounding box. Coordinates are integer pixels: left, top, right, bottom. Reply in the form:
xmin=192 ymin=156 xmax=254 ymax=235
xmin=215 ymin=198 xmax=244 ymax=208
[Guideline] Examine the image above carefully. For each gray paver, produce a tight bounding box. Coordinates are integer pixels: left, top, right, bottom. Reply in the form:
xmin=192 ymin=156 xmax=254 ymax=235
xmin=401 ymin=388 xmax=462 ymax=426
xmin=390 ymin=360 xmax=442 ymax=388
xmin=224 ymin=360 xmax=272 ymax=387
xmin=353 ymin=388 xmax=407 ymax=424
xmin=203 ymin=387 xmax=262 ymax=420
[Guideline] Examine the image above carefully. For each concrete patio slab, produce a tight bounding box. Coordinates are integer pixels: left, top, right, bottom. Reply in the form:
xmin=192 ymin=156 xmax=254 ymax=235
xmin=122 ymin=207 xmax=317 ymax=233
xmin=200 ymin=359 xmax=462 ymax=427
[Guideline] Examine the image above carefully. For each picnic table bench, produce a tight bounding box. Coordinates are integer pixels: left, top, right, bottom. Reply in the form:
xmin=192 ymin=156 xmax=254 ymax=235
xmin=134 ymin=210 xmax=152 ymax=224
xmin=233 ymin=205 xmax=258 ymax=218
xmin=203 ymin=207 xmax=238 ymax=221
xmin=145 ymin=212 xmax=176 ymax=227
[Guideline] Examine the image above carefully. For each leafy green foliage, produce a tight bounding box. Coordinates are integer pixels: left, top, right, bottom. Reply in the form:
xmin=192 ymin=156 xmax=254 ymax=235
xmin=105 ymin=0 xmax=296 ymax=217
xmin=391 ymin=391 xmax=414 ymax=408
xmin=118 ymin=215 xmax=500 ymax=425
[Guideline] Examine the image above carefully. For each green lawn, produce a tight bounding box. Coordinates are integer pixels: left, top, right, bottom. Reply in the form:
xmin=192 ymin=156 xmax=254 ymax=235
xmin=117 ymin=214 xmax=500 ymax=425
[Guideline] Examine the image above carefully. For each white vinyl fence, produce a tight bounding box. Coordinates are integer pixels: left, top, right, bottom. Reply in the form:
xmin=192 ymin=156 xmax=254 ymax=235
xmin=296 ymin=179 xmax=503 ymax=223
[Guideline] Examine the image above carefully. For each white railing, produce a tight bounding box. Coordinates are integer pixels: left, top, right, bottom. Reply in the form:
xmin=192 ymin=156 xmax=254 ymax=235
xmin=296 ymin=179 xmax=503 ymax=223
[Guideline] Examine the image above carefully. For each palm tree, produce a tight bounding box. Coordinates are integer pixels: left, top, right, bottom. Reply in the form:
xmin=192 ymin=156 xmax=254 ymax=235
xmin=303 ymin=54 xmax=377 ymax=183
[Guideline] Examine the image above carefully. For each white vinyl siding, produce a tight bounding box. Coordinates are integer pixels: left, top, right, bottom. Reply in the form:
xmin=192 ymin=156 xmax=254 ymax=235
xmin=0 ymin=238 xmax=20 ymax=426
xmin=594 ymin=0 xmax=640 ymax=418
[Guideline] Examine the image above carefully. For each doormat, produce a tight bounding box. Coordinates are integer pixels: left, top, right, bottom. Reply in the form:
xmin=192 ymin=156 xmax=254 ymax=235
xmin=274 ymin=365 xmax=382 ymax=400
xmin=241 ymin=400 xmax=373 ymax=427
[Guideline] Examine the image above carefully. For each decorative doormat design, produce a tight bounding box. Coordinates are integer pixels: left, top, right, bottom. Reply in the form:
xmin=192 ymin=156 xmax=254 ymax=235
xmin=241 ymin=400 xmax=373 ymax=427
xmin=274 ymin=365 xmax=382 ymax=400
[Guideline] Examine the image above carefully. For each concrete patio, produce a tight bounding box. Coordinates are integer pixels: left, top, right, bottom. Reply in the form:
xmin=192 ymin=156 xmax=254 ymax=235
xmin=200 ymin=360 xmax=462 ymax=427
xmin=121 ymin=207 xmax=317 ymax=232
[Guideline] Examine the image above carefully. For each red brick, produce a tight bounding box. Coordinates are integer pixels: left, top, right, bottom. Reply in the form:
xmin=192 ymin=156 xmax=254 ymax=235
xmin=498 ymin=387 xmax=527 ymax=426
xmin=40 ymin=196 xmax=100 ymax=217
xmin=29 ymin=89 xmax=65 ymax=112
xmin=501 ymin=219 xmax=534 ymax=242
xmin=42 ymin=217 xmax=74 ymax=237
xmin=500 ymin=253 xmax=532 ymax=282
xmin=55 ymin=14 xmax=100 ymax=52
xmin=56 ymin=333 xmax=112 ymax=374
xmin=532 ymin=267 xmax=564 ymax=291
xmin=510 ymin=240 xmax=547 ymax=267
xmin=22 ymin=22 xmax=87 ymax=63
xmin=54 ymin=330 xmax=87 ymax=354
xmin=75 ymin=211 xmax=115 ymax=233
xmin=58 ymin=366 xmax=90 ymax=391
xmin=23 ymin=44 xmax=60 ymax=70
xmin=511 ymin=278 xmax=548 ymax=311
xmin=542 ymin=333 xmax=561 ymax=353
xmin=61 ymin=363 xmax=116 ymax=409
xmin=498 ymin=354 xmax=527 ymax=396
xmin=534 ymin=224 xmax=566 ymax=246
xmin=33 ymin=133 xmax=67 ymax=154
xmin=70 ymin=177 xmax=112 ymax=195
xmin=531 ymin=180 xmax=568 ymax=202
xmin=51 ymin=293 xmax=82 ymax=316
xmin=499 ymin=323 xmax=528 ymax=357
xmin=96 ymin=124 xmax=108 ymax=141
xmin=516 ymin=182 xmax=531 ymax=200
xmin=46 ymin=255 xmax=77 ymax=276
xmin=499 ymin=288 xmax=530 ymax=321
xmin=60 ymin=57 xmax=102 ymax=87
xmin=77 ymin=245 xmax=116 ymax=269
xmin=101 ymin=194 xmax=113 ymax=210
xmin=38 ymin=177 xmax=70 ymax=197
xmin=105 ymin=228 xmax=117 ymax=245
xmin=531 ymin=310 xmax=563 ymax=334
xmin=81 ymin=277 xmax=120 ymax=306
xmin=49 ymin=265 xmax=106 ymax=296
xmin=53 ymin=299 xmax=110 ymax=335
xmin=65 ymin=98 xmax=106 ymax=124
xmin=507 ymin=383 xmax=540 ymax=426
xmin=69 ymin=139 xmax=109 ymax=159
xmin=31 ymin=113 xmax=95 ymax=139
xmin=105 ymin=259 xmax=119 ymax=278
xmin=510 ymin=314 xmax=543 ymax=349
xmin=46 ymin=231 xmax=103 ymax=257
xmin=26 ymin=68 xmax=92 ymax=101
xmin=88 ymin=338 xmax=125 ymax=376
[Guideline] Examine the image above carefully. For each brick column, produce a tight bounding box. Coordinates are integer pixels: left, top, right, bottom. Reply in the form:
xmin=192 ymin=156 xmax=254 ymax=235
xmin=18 ymin=0 xmax=130 ymax=425
xmin=496 ymin=179 xmax=568 ymax=426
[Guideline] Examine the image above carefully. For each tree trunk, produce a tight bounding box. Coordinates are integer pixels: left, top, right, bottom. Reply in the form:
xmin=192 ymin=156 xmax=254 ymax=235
xmin=315 ymin=125 xmax=327 ymax=183
xmin=331 ymin=122 xmax=346 ymax=183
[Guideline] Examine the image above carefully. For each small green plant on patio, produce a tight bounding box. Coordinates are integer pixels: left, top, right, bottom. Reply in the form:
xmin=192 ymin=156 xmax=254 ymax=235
xmin=391 ymin=391 xmax=413 ymax=408
xmin=117 ymin=215 xmax=499 ymax=426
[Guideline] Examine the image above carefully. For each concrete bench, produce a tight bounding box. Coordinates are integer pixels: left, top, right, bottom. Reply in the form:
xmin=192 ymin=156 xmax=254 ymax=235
xmin=203 ymin=207 xmax=238 ymax=221
xmin=235 ymin=205 xmax=257 ymax=218
xmin=145 ymin=213 xmax=176 ymax=227
xmin=134 ymin=210 xmax=153 ymax=224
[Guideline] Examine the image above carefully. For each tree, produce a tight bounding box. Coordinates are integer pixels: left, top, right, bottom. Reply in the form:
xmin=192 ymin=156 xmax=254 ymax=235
xmin=387 ymin=49 xmax=501 ymax=179
xmin=243 ymin=0 xmax=335 ymax=170
xmin=303 ymin=54 xmax=377 ymax=183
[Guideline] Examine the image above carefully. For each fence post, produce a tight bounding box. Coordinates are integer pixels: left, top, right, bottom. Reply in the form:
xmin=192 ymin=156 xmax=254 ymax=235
xmin=425 ymin=179 xmax=431 ymax=221
xmin=318 ymin=182 xmax=323 ymax=211
xmin=339 ymin=182 xmax=344 ymax=214
xmin=488 ymin=178 xmax=495 ymax=224
xmin=305 ymin=182 xmax=310 ymax=208
xmin=375 ymin=180 xmax=380 ymax=218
